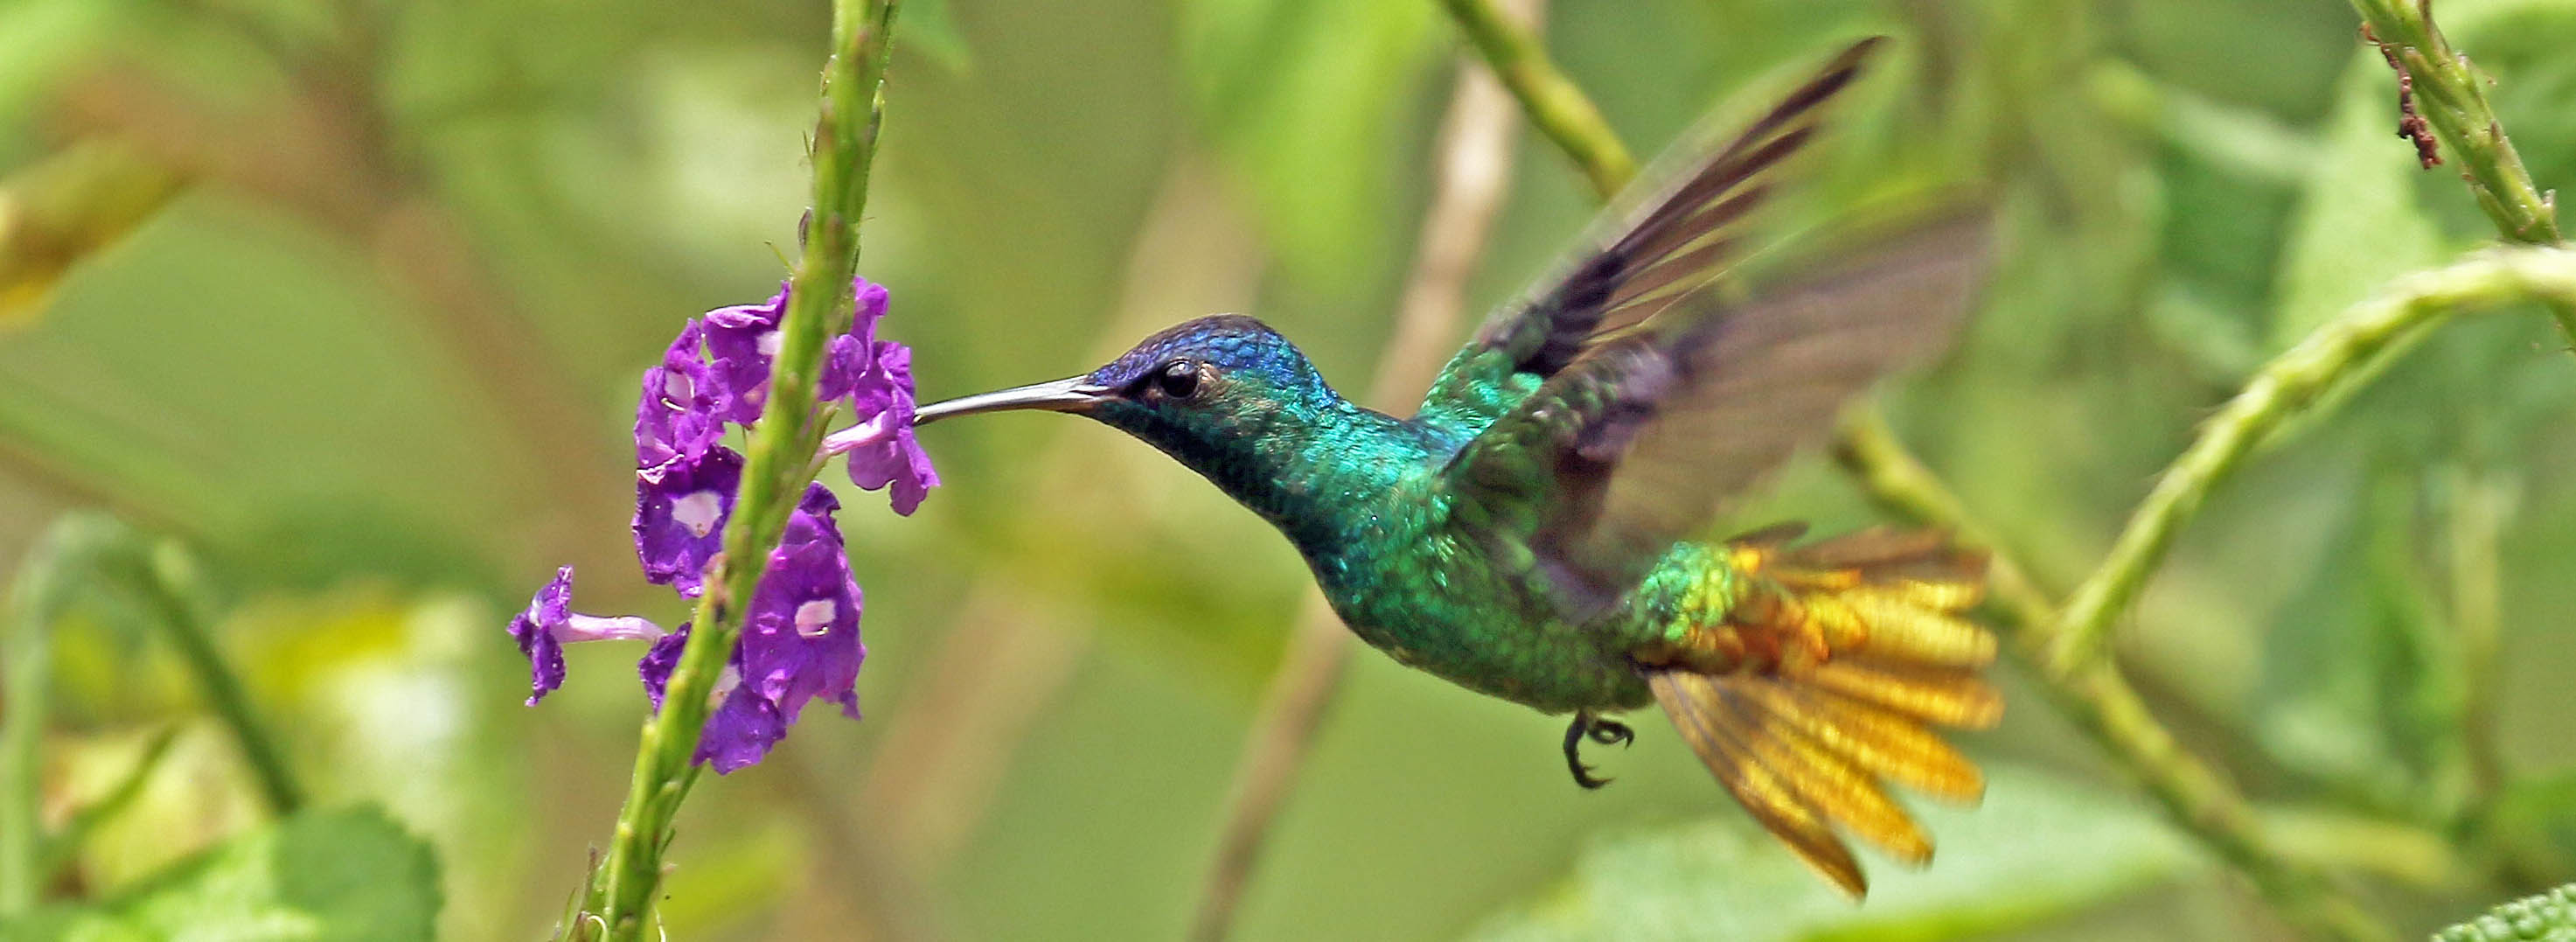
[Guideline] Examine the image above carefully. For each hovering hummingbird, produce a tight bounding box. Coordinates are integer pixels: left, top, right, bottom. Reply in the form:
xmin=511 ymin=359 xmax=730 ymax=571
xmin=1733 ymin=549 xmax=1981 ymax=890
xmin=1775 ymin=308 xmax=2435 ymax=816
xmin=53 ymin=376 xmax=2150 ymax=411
xmin=914 ymin=38 xmax=1997 ymax=896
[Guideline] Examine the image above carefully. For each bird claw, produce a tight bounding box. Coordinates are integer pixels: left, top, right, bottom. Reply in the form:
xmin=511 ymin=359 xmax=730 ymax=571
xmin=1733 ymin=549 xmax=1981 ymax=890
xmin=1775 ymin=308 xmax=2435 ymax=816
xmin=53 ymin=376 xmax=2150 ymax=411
xmin=1563 ymin=713 xmax=1629 ymax=790
xmin=1586 ymin=717 xmax=1633 ymax=748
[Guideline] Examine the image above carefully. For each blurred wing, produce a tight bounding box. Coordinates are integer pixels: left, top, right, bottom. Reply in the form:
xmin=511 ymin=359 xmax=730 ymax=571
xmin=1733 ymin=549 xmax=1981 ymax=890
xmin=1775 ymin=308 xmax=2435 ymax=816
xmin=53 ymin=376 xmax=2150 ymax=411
xmin=1416 ymin=38 xmax=1883 ymax=436
xmin=1438 ymin=213 xmax=1993 ymax=614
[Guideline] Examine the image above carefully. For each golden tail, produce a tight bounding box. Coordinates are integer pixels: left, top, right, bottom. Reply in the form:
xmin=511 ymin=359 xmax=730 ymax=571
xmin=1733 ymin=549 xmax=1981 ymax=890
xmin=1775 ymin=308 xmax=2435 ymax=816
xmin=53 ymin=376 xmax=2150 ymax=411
xmin=1642 ymin=525 xmax=2000 ymax=897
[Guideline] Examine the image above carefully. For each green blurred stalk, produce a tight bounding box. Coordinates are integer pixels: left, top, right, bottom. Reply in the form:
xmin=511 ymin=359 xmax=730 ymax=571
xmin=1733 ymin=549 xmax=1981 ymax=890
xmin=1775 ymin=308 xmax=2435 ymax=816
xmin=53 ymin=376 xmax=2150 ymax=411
xmin=580 ymin=1 xmax=902 ymax=937
xmin=2048 ymin=248 xmax=2576 ymax=673
xmin=0 ymin=141 xmax=187 ymax=325
xmin=1435 ymin=0 xmax=1632 ymax=197
xmin=35 ymin=725 xmax=179 ymax=875
xmin=121 ymin=541 xmax=303 ymax=814
xmin=0 ymin=516 xmax=123 ymax=916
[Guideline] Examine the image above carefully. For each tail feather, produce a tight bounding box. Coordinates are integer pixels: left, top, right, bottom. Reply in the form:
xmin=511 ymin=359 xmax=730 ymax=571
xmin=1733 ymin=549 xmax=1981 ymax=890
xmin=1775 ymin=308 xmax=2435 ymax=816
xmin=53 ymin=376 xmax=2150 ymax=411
xmin=1752 ymin=684 xmax=1982 ymax=800
xmin=1645 ymin=527 xmax=1999 ymax=897
xmin=1807 ymin=658 xmax=2002 ymax=728
xmin=1654 ymin=670 xmax=1869 ymax=896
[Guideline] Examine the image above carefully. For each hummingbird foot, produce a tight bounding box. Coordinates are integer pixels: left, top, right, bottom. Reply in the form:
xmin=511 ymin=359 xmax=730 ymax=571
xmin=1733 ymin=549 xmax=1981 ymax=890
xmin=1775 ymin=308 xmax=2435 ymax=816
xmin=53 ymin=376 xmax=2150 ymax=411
xmin=1563 ymin=712 xmax=1633 ymax=790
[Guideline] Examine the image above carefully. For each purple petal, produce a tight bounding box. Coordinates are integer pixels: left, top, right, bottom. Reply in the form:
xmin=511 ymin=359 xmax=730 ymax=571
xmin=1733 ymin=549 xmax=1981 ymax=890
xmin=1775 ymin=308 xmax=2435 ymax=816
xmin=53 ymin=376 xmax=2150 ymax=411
xmin=696 ymin=685 xmax=787 ymax=773
xmin=841 ymin=422 xmax=939 ymax=516
xmin=818 ymin=333 xmax=872 ymax=403
xmin=508 ymin=567 xmax=575 ymax=705
xmin=850 ymin=276 xmax=889 ymax=348
xmin=638 ymin=625 xmax=689 ymax=712
xmin=736 ymin=489 xmax=867 ymax=724
xmin=634 ymin=447 xmax=745 ymax=597
xmin=636 ymin=320 xmax=724 ymax=465
xmin=702 ymin=283 xmax=790 ymax=424
xmin=638 ymin=624 xmax=792 ymax=773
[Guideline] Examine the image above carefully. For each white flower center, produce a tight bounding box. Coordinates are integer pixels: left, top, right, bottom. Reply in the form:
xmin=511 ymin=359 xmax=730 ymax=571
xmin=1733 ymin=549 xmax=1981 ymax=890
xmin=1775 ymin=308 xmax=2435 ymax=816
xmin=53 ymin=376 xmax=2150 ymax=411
xmin=672 ymin=491 xmax=723 ymax=537
xmin=793 ymin=599 xmax=836 ymax=637
xmin=755 ymin=329 xmax=783 ymax=358
xmin=663 ymin=371 xmax=694 ymax=403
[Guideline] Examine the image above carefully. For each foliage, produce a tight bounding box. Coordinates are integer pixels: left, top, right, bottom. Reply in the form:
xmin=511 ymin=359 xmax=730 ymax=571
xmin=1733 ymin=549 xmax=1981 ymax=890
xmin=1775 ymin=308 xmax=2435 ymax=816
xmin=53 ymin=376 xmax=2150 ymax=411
xmin=0 ymin=806 xmax=438 ymax=942
xmin=2 ymin=0 xmax=2576 ymax=939
xmin=2434 ymin=884 xmax=2576 ymax=942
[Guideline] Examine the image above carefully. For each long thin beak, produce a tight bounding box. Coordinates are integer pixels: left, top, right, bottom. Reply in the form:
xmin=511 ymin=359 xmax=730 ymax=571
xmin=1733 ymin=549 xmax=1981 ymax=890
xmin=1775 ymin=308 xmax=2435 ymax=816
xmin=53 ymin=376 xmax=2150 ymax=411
xmin=914 ymin=376 xmax=1110 ymax=425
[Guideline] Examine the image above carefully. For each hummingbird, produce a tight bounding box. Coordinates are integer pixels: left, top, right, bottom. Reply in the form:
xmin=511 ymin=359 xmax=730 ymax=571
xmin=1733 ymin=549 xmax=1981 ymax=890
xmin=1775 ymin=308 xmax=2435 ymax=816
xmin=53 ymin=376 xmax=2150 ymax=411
xmin=913 ymin=38 xmax=1998 ymax=897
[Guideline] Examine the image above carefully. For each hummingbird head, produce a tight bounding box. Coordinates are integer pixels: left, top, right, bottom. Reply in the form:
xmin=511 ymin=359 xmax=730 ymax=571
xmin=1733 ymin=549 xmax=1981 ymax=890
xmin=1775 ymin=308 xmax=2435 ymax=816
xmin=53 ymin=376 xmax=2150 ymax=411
xmin=914 ymin=314 xmax=1341 ymax=457
xmin=919 ymin=314 xmax=1417 ymax=550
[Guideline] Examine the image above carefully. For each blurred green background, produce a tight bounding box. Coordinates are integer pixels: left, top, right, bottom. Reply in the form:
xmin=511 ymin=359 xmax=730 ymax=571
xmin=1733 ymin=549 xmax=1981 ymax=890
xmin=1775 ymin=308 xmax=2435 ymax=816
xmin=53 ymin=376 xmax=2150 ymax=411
xmin=5 ymin=0 xmax=2576 ymax=938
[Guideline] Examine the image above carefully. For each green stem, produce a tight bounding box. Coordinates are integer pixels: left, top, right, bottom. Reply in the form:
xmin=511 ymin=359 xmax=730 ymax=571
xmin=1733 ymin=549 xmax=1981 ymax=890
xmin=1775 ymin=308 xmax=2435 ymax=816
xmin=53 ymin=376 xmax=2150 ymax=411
xmin=2347 ymin=0 xmax=2576 ymax=351
xmin=124 ymin=541 xmax=303 ymax=814
xmin=0 ymin=516 xmax=122 ymax=916
xmin=2047 ymin=247 xmax=2576 ymax=673
xmin=36 ymin=725 xmax=179 ymax=875
xmin=581 ymin=1 xmax=901 ymax=937
xmin=1435 ymin=0 xmax=1632 ymax=198
xmin=2348 ymin=0 xmax=2560 ymax=246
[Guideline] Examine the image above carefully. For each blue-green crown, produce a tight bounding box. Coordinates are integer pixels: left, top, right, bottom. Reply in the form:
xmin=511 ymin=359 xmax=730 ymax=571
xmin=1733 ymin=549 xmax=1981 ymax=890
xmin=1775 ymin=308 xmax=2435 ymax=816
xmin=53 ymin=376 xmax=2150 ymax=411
xmin=1086 ymin=315 xmax=1324 ymax=396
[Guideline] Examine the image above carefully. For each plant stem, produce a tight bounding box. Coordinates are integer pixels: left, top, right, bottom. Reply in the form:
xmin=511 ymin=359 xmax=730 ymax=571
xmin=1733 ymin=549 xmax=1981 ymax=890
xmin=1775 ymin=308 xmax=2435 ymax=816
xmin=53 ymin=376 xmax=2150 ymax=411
xmin=0 ymin=515 xmax=122 ymax=917
xmin=2349 ymin=0 xmax=2560 ymax=246
xmin=35 ymin=725 xmax=179 ymax=875
xmin=1435 ymin=0 xmax=1631 ymax=198
xmin=2046 ymin=248 xmax=2576 ymax=673
xmin=123 ymin=541 xmax=303 ymax=814
xmin=582 ymin=1 xmax=901 ymax=936
xmin=2348 ymin=0 xmax=2575 ymax=352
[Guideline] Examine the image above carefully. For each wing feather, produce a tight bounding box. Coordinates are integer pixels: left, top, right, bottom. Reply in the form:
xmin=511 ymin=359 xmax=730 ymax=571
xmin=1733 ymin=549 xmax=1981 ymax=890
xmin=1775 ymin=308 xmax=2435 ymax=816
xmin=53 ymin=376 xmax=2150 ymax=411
xmin=1441 ymin=213 xmax=1994 ymax=613
xmin=1415 ymin=38 xmax=1885 ymax=434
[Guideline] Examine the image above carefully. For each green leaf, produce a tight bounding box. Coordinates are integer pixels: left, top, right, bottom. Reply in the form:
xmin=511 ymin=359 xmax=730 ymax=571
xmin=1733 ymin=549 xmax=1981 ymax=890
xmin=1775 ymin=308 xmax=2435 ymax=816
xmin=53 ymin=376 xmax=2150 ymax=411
xmin=2433 ymin=883 xmax=2576 ymax=942
xmin=2 ymin=806 xmax=441 ymax=942
xmin=1468 ymin=765 xmax=2200 ymax=942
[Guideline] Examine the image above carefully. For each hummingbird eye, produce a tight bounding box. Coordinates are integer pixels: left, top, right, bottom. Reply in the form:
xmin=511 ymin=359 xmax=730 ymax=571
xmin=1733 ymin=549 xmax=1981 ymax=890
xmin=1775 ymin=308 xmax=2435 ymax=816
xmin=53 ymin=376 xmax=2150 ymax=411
xmin=1152 ymin=359 xmax=1201 ymax=399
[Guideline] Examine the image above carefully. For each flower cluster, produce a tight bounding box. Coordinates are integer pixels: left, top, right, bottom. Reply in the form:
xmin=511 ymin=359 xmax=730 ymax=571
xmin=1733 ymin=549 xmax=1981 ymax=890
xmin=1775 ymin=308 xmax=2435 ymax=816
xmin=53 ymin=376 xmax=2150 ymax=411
xmin=507 ymin=276 xmax=935 ymax=772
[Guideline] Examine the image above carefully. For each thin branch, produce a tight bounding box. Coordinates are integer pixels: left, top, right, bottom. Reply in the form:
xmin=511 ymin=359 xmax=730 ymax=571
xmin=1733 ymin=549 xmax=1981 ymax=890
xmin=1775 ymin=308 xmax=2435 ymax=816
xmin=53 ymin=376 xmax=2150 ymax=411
xmin=2347 ymin=0 xmax=2574 ymax=353
xmin=121 ymin=540 xmax=304 ymax=814
xmin=2347 ymin=1 xmax=2560 ymax=246
xmin=2047 ymin=248 xmax=2576 ymax=673
xmin=582 ymin=2 xmax=902 ymax=937
xmin=0 ymin=515 xmax=123 ymax=916
xmin=1434 ymin=0 xmax=1629 ymax=198
xmin=1188 ymin=17 xmax=1532 ymax=937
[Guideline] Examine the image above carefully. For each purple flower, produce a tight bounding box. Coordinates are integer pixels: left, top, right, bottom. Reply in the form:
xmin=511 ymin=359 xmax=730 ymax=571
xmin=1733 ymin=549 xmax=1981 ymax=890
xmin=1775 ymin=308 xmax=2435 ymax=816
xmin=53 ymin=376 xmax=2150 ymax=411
xmin=638 ymin=625 xmax=797 ymax=773
xmin=738 ymin=485 xmax=867 ymax=722
xmin=822 ymin=340 xmax=938 ymax=514
xmin=701 ymin=284 xmax=789 ymax=425
xmin=637 ymin=320 xmax=724 ymax=465
xmin=507 ymin=568 xmax=667 ymax=705
xmin=635 ymin=447 xmax=744 ymax=597
xmin=517 ymin=269 xmax=931 ymax=773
